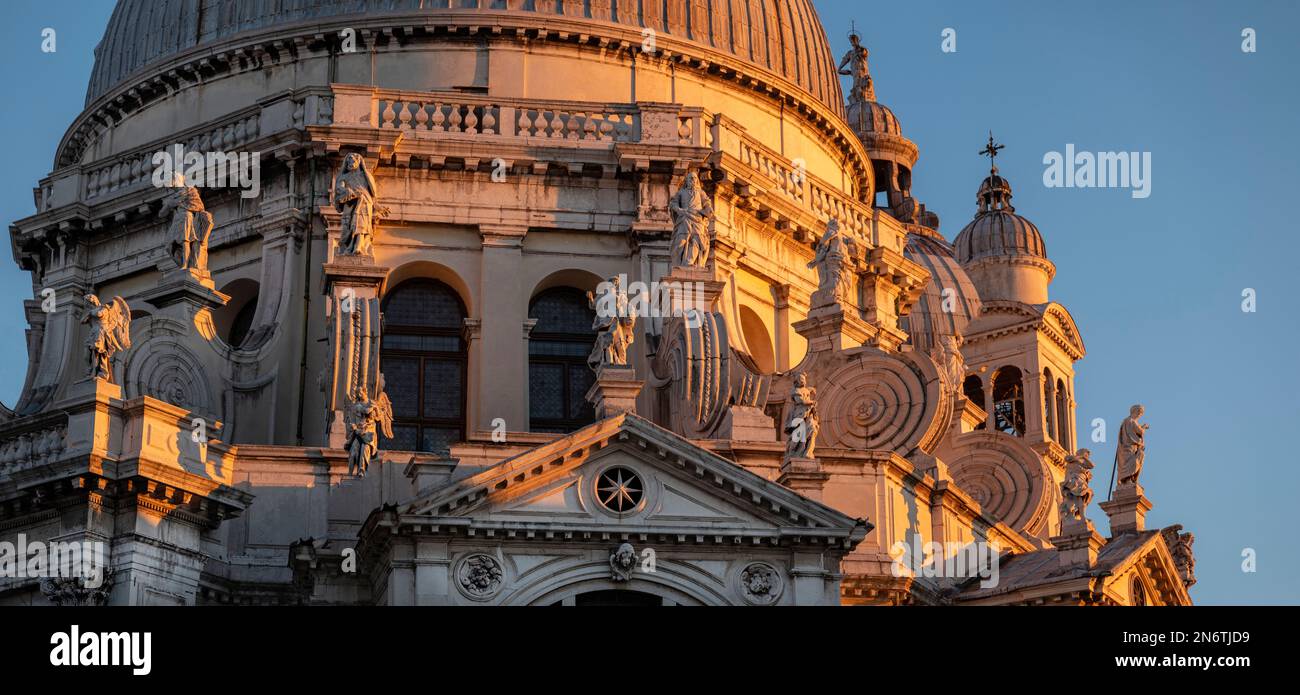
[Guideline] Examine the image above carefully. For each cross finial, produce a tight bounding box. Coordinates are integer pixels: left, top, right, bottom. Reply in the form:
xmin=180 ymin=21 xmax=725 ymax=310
xmin=979 ymin=131 xmax=1004 ymax=174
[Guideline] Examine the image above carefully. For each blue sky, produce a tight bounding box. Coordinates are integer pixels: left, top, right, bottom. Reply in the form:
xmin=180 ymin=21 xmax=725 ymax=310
xmin=1 ymin=1 xmax=1296 ymax=604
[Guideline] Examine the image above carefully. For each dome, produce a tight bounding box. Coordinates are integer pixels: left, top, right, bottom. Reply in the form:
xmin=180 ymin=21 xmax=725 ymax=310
xmin=846 ymin=99 xmax=901 ymax=137
xmin=86 ymin=0 xmax=844 ymax=114
xmin=952 ymin=173 xmax=1047 ymax=264
xmin=903 ymin=228 xmax=981 ymax=352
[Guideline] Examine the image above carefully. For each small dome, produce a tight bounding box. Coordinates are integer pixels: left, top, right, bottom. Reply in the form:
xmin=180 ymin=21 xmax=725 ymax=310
xmin=846 ymin=99 xmax=901 ymax=137
xmin=952 ymin=172 xmax=1047 ymax=264
xmin=903 ymin=228 xmax=981 ymax=352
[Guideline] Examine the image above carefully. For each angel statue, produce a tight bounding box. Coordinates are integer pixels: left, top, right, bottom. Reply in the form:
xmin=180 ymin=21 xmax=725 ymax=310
xmin=808 ymin=218 xmax=858 ymax=308
xmin=1059 ymin=449 xmax=1095 ymax=527
xmin=586 ymin=276 xmax=637 ymax=371
xmin=82 ymin=294 xmax=131 ymax=382
xmin=930 ymin=334 xmax=965 ymax=395
xmin=345 ymin=379 xmax=394 ymax=477
xmin=784 ymin=372 xmax=819 ymax=461
xmin=334 ymin=153 xmax=386 ymax=257
xmin=160 ymin=172 xmax=214 ymax=274
xmin=668 ymin=171 xmax=713 ymax=269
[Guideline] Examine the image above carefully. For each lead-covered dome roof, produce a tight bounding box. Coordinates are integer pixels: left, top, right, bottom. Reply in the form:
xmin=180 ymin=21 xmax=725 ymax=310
xmin=952 ymin=172 xmax=1047 ymax=264
xmin=87 ymin=0 xmax=844 ymax=114
xmin=903 ymin=227 xmax=981 ymax=352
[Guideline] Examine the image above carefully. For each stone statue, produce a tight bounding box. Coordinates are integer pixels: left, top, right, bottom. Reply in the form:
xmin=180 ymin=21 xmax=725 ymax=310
xmin=1059 ymin=449 xmax=1095 ymax=526
xmin=334 ymin=153 xmax=382 ymax=257
xmin=586 ymin=276 xmax=637 ymax=370
xmin=610 ymin=542 xmax=637 ymax=582
xmin=808 ymin=218 xmax=858 ymax=308
xmin=1161 ymin=524 xmax=1196 ymax=588
xmin=838 ymin=32 xmax=873 ymax=104
xmin=345 ymin=381 xmax=394 ymax=477
xmin=161 ymin=172 xmax=214 ymax=274
xmin=82 ymin=294 xmax=131 ymax=382
xmin=668 ymin=171 xmax=713 ymax=269
xmin=931 ymin=334 xmax=965 ymax=394
xmin=1114 ymin=404 xmax=1149 ymax=487
xmin=784 ymin=372 xmax=819 ymax=460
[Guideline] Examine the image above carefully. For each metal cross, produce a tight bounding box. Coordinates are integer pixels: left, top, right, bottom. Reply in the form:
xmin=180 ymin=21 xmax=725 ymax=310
xmin=979 ymin=131 xmax=1004 ymax=172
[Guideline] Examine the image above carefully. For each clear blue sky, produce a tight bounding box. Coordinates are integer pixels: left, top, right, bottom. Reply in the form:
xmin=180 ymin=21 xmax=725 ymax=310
xmin=1 ymin=1 xmax=1296 ymax=605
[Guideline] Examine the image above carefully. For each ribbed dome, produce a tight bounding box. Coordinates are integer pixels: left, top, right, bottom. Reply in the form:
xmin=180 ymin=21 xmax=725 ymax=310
xmin=86 ymin=0 xmax=844 ymax=113
xmin=903 ymin=229 xmax=981 ymax=352
xmin=952 ymin=173 xmax=1047 ymax=264
xmin=845 ymin=99 xmax=901 ymax=137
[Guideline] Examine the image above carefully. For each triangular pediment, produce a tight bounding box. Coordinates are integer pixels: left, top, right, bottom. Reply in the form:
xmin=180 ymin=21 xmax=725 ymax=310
xmin=401 ymin=414 xmax=869 ymax=542
xmin=1097 ymin=531 xmax=1193 ymax=606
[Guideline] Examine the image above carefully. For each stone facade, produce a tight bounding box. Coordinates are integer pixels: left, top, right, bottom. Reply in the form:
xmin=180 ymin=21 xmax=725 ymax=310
xmin=0 ymin=2 xmax=1191 ymax=606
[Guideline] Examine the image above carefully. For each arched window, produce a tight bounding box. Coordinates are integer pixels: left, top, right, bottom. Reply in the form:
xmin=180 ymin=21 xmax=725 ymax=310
xmin=992 ymin=366 xmax=1026 ymax=436
xmin=380 ymin=279 xmax=467 ymax=452
xmin=1056 ymin=378 xmax=1070 ymax=448
xmin=1043 ymin=368 xmax=1057 ymax=441
xmin=528 ymin=287 xmax=596 ymax=433
xmin=1131 ymin=578 xmax=1147 ymax=606
xmin=962 ymin=374 xmax=986 ymax=430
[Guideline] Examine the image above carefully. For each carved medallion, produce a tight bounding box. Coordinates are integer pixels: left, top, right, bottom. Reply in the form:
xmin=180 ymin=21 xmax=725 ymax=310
xmin=738 ymin=562 xmax=783 ymax=605
xmin=455 ymin=554 xmax=504 ymax=601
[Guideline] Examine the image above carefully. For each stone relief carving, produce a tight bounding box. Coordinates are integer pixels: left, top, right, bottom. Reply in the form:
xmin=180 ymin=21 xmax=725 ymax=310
xmin=1114 ymin=404 xmax=1149 ymax=487
xmin=609 ymin=542 xmax=637 ymax=582
xmin=808 ymin=218 xmax=858 ymax=309
xmin=82 ymin=294 xmax=131 ymax=382
xmin=783 ymin=372 xmax=819 ymax=461
xmin=668 ymin=171 xmax=713 ymax=269
xmin=1059 ymin=449 xmax=1095 ymax=528
xmin=161 ymin=172 xmax=214 ymax=275
xmin=586 ymin=276 xmax=636 ymax=370
xmin=1161 ymin=524 xmax=1197 ymax=588
xmin=345 ymin=377 xmax=394 ymax=477
xmin=41 ymin=571 xmax=114 ymax=607
xmin=456 ymin=554 xmax=504 ymax=600
xmin=334 ymin=153 xmax=384 ymax=257
xmin=739 ymin=562 xmax=783 ymax=605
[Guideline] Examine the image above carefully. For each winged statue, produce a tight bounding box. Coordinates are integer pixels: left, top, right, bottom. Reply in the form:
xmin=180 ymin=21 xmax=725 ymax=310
xmin=83 ymin=294 xmax=131 ymax=382
xmin=345 ymin=374 xmax=394 ymax=477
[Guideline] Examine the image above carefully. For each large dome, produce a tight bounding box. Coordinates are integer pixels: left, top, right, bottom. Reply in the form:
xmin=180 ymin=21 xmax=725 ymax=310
xmin=903 ymin=227 xmax=981 ymax=352
xmin=86 ymin=0 xmax=844 ymax=113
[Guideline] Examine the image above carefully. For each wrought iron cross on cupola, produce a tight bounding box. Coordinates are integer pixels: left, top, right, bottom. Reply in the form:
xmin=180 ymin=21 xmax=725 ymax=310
xmin=979 ymin=131 xmax=1004 ymax=174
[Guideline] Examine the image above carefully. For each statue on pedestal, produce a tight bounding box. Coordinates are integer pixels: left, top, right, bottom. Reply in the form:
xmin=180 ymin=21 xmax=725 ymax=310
xmin=808 ymin=218 xmax=858 ymax=308
xmin=345 ymin=382 xmax=394 ymax=477
xmin=161 ymin=173 xmax=214 ymax=274
xmin=1161 ymin=524 xmax=1197 ymax=588
xmin=82 ymin=294 xmax=131 ymax=382
xmin=931 ymin=334 xmax=965 ymax=394
xmin=1114 ymin=404 xmax=1149 ymax=486
xmin=334 ymin=153 xmax=382 ymax=257
xmin=586 ymin=276 xmax=637 ymax=370
xmin=1060 ymin=449 xmax=1095 ymax=526
xmin=668 ymin=171 xmax=713 ymax=269
xmin=784 ymin=372 xmax=819 ymax=460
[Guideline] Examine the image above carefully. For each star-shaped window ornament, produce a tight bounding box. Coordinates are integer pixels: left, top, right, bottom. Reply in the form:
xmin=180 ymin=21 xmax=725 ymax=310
xmin=596 ymin=467 xmax=644 ymax=513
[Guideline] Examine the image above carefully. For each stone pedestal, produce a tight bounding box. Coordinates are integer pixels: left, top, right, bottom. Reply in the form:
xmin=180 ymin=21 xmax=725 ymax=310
xmin=1050 ymin=520 xmax=1107 ymax=568
xmin=584 ymin=365 xmax=644 ymax=419
xmin=660 ymin=266 xmax=726 ymax=314
xmin=778 ymin=456 xmax=829 ymax=500
xmin=403 ymin=453 xmax=459 ymax=494
xmin=1099 ymin=483 xmax=1153 ymax=535
xmin=718 ymin=405 xmax=777 ymax=441
xmin=137 ymin=269 xmax=230 ymax=339
xmin=322 ymin=256 xmax=389 ymax=448
xmin=792 ymin=305 xmax=880 ymax=354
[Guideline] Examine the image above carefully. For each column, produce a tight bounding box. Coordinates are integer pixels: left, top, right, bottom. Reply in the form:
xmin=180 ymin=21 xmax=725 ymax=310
xmin=476 ymin=225 xmax=529 ymax=435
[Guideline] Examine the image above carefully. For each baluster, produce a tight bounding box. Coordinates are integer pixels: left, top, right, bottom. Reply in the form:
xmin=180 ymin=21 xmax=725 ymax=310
xmin=398 ymin=102 xmax=413 ymax=129
xmin=566 ymin=113 xmax=581 ymax=140
xmin=448 ymin=105 xmax=464 ymax=133
xmin=481 ymin=106 xmax=497 ymax=134
xmin=415 ymin=102 xmax=429 ymax=130
xmin=464 ymin=106 xmax=478 ymax=133
xmin=431 ymin=103 xmax=446 ymax=132
xmin=518 ymin=109 xmax=533 ymax=136
xmin=381 ymin=101 xmax=396 ymax=128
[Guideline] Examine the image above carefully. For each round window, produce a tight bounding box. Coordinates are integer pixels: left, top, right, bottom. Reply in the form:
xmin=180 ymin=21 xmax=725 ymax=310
xmin=595 ymin=466 xmax=644 ymax=514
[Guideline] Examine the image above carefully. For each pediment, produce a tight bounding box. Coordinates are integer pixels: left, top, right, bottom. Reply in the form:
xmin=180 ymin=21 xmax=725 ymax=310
xmin=401 ymin=414 xmax=868 ymax=540
xmin=1098 ymin=531 xmax=1193 ymax=606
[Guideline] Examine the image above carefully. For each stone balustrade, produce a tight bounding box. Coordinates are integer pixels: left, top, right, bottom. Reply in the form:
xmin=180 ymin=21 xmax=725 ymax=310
xmin=0 ymin=416 xmax=68 ymax=478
